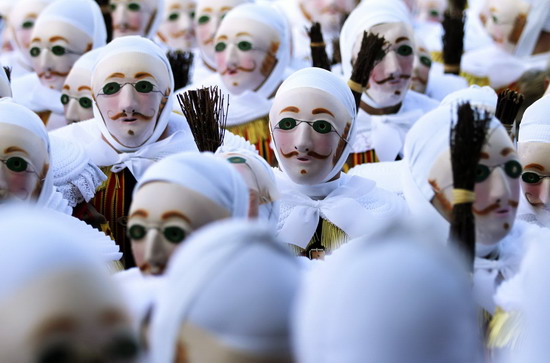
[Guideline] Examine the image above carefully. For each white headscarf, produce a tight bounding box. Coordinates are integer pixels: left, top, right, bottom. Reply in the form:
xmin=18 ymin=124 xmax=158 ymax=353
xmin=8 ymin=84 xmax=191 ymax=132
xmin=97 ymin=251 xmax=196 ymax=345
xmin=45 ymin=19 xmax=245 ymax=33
xmin=91 ymin=36 xmax=174 ymax=153
xmin=150 ymin=219 xmax=301 ymax=363
xmin=0 ymin=64 xmax=11 ymax=97
xmin=0 ymin=98 xmax=70 ymax=213
xmin=518 ymin=93 xmax=550 ymax=143
xmin=136 ymin=151 xmax=250 ymax=218
xmin=270 ymin=67 xmax=357 ymax=184
xmin=0 ymin=204 xmax=120 ymax=302
xmin=293 ymin=221 xmax=482 ymax=363
xmin=339 ymin=0 xmax=412 ymax=79
xmin=68 ymin=47 xmax=102 ymax=78
xmin=515 ymin=0 xmax=550 ymax=57
xmin=33 ymin=0 xmax=107 ymax=50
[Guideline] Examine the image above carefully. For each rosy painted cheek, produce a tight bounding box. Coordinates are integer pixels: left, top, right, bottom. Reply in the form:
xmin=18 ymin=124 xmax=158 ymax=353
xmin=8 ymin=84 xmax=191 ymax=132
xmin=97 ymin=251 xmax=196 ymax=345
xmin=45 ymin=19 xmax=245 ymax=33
xmin=239 ymin=53 xmax=256 ymax=68
xmin=273 ymin=130 xmax=295 ymax=153
xmin=127 ymin=12 xmax=145 ymax=29
xmin=523 ymin=183 xmax=544 ymax=204
xmin=131 ymin=240 xmax=146 ymax=267
xmin=310 ymin=133 xmax=337 ymax=155
xmin=473 ymin=180 xmax=492 ymax=210
xmin=16 ymin=28 xmax=33 ymax=49
xmin=399 ymin=56 xmax=414 ymax=75
xmin=96 ymin=96 xmax=120 ymax=117
xmin=214 ymin=51 xmax=227 ymax=69
xmin=7 ymin=173 xmax=36 ymax=200
xmin=197 ymin=24 xmax=213 ymax=42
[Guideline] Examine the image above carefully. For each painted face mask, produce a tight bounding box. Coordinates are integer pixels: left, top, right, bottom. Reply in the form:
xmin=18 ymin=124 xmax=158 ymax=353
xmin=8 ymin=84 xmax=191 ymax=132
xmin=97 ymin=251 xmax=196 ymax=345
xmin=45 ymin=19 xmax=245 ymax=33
xmin=481 ymin=0 xmax=529 ymax=53
xmin=8 ymin=0 xmax=53 ymax=65
xmin=298 ymin=0 xmax=357 ymax=37
xmin=518 ymin=142 xmax=550 ymax=214
xmin=214 ymin=17 xmax=280 ymax=95
xmin=93 ymin=51 xmax=171 ymax=149
xmin=270 ymin=68 xmax=356 ymax=186
xmin=195 ymin=0 xmax=251 ymax=69
xmin=428 ymin=126 xmax=521 ymax=245
xmin=411 ymin=44 xmax=432 ymax=94
xmin=352 ymin=22 xmax=415 ymax=108
xmin=416 ymin=0 xmax=447 ymax=23
xmin=157 ymin=0 xmax=196 ymax=51
xmin=110 ymin=0 xmax=159 ymax=38
xmin=61 ymin=49 xmax=101 ymax=123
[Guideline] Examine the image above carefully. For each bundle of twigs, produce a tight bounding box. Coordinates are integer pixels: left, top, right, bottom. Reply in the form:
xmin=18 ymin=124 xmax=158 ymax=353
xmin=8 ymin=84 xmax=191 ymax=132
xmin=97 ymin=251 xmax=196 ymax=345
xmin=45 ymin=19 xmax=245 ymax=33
xmin=448 ymin=0 xmax=467 ymax=15
xmin=177 ymin=86 xmax=228 ymax=152
xmin=348 ymin=31 xmax=387 ymax=111
xmin=442 ymin=10 xmax=465 ymax=75
xmin=167 ymin=50 xmax=194 ymax=91
xmin=495 ymin=89 xmax=524 ymax=140
xmin=307 ymin=22 xmax=331 ymax=71
xmin=449 ymin=102 xmax=491 ymax=270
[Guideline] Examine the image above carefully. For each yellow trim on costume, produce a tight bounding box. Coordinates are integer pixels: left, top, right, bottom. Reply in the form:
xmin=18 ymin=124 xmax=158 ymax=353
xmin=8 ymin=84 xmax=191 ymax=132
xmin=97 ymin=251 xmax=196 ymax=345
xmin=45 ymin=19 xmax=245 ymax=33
xmin=460 ymin=71 xmax=491 ymax=87
xmin=488 ymin=307 xmax=522 ymax=349
xmin=107 ymin=260 xmax=125 ymax=273
xmin=227 ymin=117 xmax=270 ymax=145
xmin=452 ymin=189 xmax=476 ymax=205
xmin=347 ymin=79 xmax=363 ymax=93
xmin=431 ymin=51 xmax=444 ymax=64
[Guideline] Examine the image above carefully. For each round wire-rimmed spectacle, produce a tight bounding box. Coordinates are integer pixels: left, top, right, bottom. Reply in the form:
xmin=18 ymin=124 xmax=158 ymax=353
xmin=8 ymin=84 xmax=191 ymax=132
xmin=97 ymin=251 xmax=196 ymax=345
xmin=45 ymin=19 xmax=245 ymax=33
xmin=0 ymin=156 xmax=44 ymax=180
xmin=127 ymin=224 xmax=187 ymax=244
xmin=475 ymin=160 xmax=522 ymax=183
xmin=521 ymin=171 xmax=550 ymax=184
xmin=60 ymin=94 xmax=93 ymax=109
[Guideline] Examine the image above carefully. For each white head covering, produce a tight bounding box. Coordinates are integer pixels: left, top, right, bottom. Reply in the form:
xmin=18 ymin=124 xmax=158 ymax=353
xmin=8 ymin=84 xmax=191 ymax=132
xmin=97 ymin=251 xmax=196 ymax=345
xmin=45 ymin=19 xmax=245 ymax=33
xmin=0 ymin=204 xmax=120 ymax=302
xmin=91 ymin=36 xmax=174 ymax=153
xmin=33 ymin=0 xmax=107 ymax=50
xmin=293 ymin=221 xmax=482 ymax=363
xmin=150 ymin=219 xmax=301 ymax=363
xmin=515 ymin=0 xmax=550 ymax=57
xmin=0 ymin=98 xmax=70 ymax=213
xmin=0 ymin=64 xmax=11 ymax=97
xmin=68 ymin=46 xmax=102 ymax=77
xmin=339 ymin=0 xmax=412 ymax=79
xmin=518 ymin=93 xmax=550 ymax=143
xmin=270 ymin=67 xmax=357 ymax=184
xmin=136 ymin=151 xmax=250 ymax=218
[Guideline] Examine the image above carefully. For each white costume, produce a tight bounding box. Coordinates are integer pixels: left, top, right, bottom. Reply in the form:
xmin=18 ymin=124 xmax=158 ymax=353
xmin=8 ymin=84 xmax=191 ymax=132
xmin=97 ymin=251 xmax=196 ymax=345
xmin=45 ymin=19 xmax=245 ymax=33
xmin=11 ymin=0 xmax=106 ymax=130
xmin=150 ymin=220 xmax=302 ymax=363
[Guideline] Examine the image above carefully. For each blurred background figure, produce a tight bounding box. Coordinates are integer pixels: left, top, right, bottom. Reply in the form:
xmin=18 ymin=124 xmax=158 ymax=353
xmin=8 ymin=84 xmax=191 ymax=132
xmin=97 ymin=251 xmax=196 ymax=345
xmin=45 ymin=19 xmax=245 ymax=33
xmin=156 ymin=0 xmax=197 ymax=51
xmin=109 ymin=0 xmax=163 ymax=39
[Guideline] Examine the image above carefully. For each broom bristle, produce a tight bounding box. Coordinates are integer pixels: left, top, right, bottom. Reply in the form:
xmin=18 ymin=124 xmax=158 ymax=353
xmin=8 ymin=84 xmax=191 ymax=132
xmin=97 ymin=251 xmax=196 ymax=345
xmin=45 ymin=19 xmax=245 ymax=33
xmin=449 ymin=102 xmax=491 ymax=270
xmin=3 ymin=66 xmax=11 ymax=83
xmin=496 ymin=89 xmax=524 ymax=138
xmin=349 ymin=31 xmax=387 ymax=110
xmin=307 ymin=22 xmax=331 ymax=71
xmin=177 ymin=86 xmax=228 ymax=152
xmin=167 ymin=50 xmax=194 ymax=91
xmin=442 ymin=11 xmax=465 ymax=75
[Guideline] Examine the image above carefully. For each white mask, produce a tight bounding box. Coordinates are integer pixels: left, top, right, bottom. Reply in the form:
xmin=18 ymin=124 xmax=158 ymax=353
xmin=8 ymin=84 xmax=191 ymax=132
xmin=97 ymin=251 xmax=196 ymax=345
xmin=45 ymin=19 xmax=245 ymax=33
xmin=428 ymin=126 xmax=521 ymax=246
xmin=481 ymin=0 xmax=529 ymax=53
xmin=93 ymin=51 xmax=170 ymax=149
xmin=298 ymin=0 xmax=357 ymax=38
xmin=415 ymin=0 xmax=447 ymax=23
xmin=410 ymin=44 xmax=432 ymax=94
xmin=518 ymin=142 xmax=550 ymax=216
xmin=109 ymin=0 xmax=159 ymax=38
xmin=157 ymin=0 xmax=197 ymax=51
xmin=214 ymin=17 xmax=280 ymax=95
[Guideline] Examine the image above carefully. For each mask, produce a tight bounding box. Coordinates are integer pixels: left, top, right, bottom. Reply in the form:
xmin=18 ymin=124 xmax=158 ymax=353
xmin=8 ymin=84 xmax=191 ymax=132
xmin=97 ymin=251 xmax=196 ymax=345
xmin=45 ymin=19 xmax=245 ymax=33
xmin=481 ymin=0 xmax=529 ymax=53
xmin=415 ymin=0 xmax=446 ymax=23
xmin=271 ymin=87 xmax=352 ymax=185
xmin=0 ymin=268 xmax=139 ymax=362
xmin=110 ymin=0 xmax=158 ymax=38
xmin=428 ymin=126 xmax=521 ymax=245
xmin=352 ymin=22 xmax=414 ymax=108
xmin=518 ymin=142 xmax=550 ymax=214
xmin=62 ymin=67 xmax=94 ymax=123
xmin=410 ymin=45 xmax=432 ymax=94
xmin=157 ymin=0 xmax=196 ymax=51
xmin=214 ymin=17 xmax=280 ymax=95
xmin=0 ymin=123 xmax=48 ymax=203
xmin=195 ymin=0 xmax=250 ymax=69
xmin=128 ymin=181 xmax=230 ymax=275
xmin=93 ymin=52 xmax=171 ymax=149
xmin=298 ymin=0 xmax=357 ymax=38
xmin=29 ymin=21 xmax=93 ymax=90
xmin=9 ymin=0 xmax=51 ymax=64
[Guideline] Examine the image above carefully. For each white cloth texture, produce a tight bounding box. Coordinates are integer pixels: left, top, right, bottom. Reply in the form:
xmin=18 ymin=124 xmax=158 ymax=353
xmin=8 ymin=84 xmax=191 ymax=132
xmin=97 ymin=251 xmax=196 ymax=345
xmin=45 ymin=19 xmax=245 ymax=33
xmin=276 ymin=172 xmax=406 ymax=248
xmin=0 ymin=204 xmax=120 ymax=302
xmin=351 ymin=90 xmax=438 ymax=161
xmin=136 ymin=151 xmax=250 ymax=218
xmin=0 ymin=98 xmax=70 ymax=213
xmin=518 ymin=93 xmax=550 ymax=143
xmin=49 ymin=134 xmax=107 ymax=207
xmin=69 ymin=47 xmax=103 ymax=76
xmin=292 ymin=222 xmax=482 ymax=363
xmin=339 ymin=0 xmax=412 ymax=80
xmin=149 ymin=219 xmax=302 ymax=363
xmin=425 ymin=62 xmax=469 ymax=101
xmin=515 ymin=0 xmax=550 ymax=58
xmin=270 ymin=67 xmax=357 ymax=183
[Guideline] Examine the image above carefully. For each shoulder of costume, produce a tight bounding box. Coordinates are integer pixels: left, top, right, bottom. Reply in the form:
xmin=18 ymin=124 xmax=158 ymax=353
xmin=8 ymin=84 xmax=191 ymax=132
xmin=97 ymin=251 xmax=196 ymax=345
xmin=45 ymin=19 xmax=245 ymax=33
xmin=403 ymin=90 xmax=440 ymax=112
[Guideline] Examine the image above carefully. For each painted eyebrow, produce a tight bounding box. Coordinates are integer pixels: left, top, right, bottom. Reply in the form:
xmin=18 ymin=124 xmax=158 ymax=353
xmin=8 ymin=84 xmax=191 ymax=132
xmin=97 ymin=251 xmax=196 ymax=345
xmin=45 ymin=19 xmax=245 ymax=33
xmin=236 ymin=32 xmax=252 ymax=37
xmin=500 ymin=147 xmax=515 ymax=156
xmin=4 ymin=146 xmax=29 ymax=155
xmin=129 ymin=210 xmax=148 ymax=218
xmin=49 ymin=36 xmax=68 ymax=42
xmin=134 ymin=72 xmax=155 ymax=80
xmin=31 ymin=37 xmax=41 ymax=42
xmin=201 ymin=7 xmax=213 ymax=12
xmin=280 ymin=106 xmax=299 ymax=114
xmin=33 ymin=316 xmax=77 ymax=340
xmin=108 ymin=72 xmax=125 ymax=78
xmin=169 ymin=3 xmax=181 ymax=9
xmin=395 ymin=37 xmax=410 ymax=43
xmin=524 ymin=163 xmax=545 ymax=171
xmin=216 ymin=35 xmax=228 ymax=40
xmin=161 ymin=211 xmax=191 ymax=223
xmin=312 ymin=108 xmax=335 ymax=117
xmin=63 ymin=85 xmax=70 ymax=90
xmin=479 ymin=151 xmax=490 ymax=159
xmin=78 ymin=85 xmax=92 ymax=91
xmin=220 ymin=6 xmax=232 ymax=11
